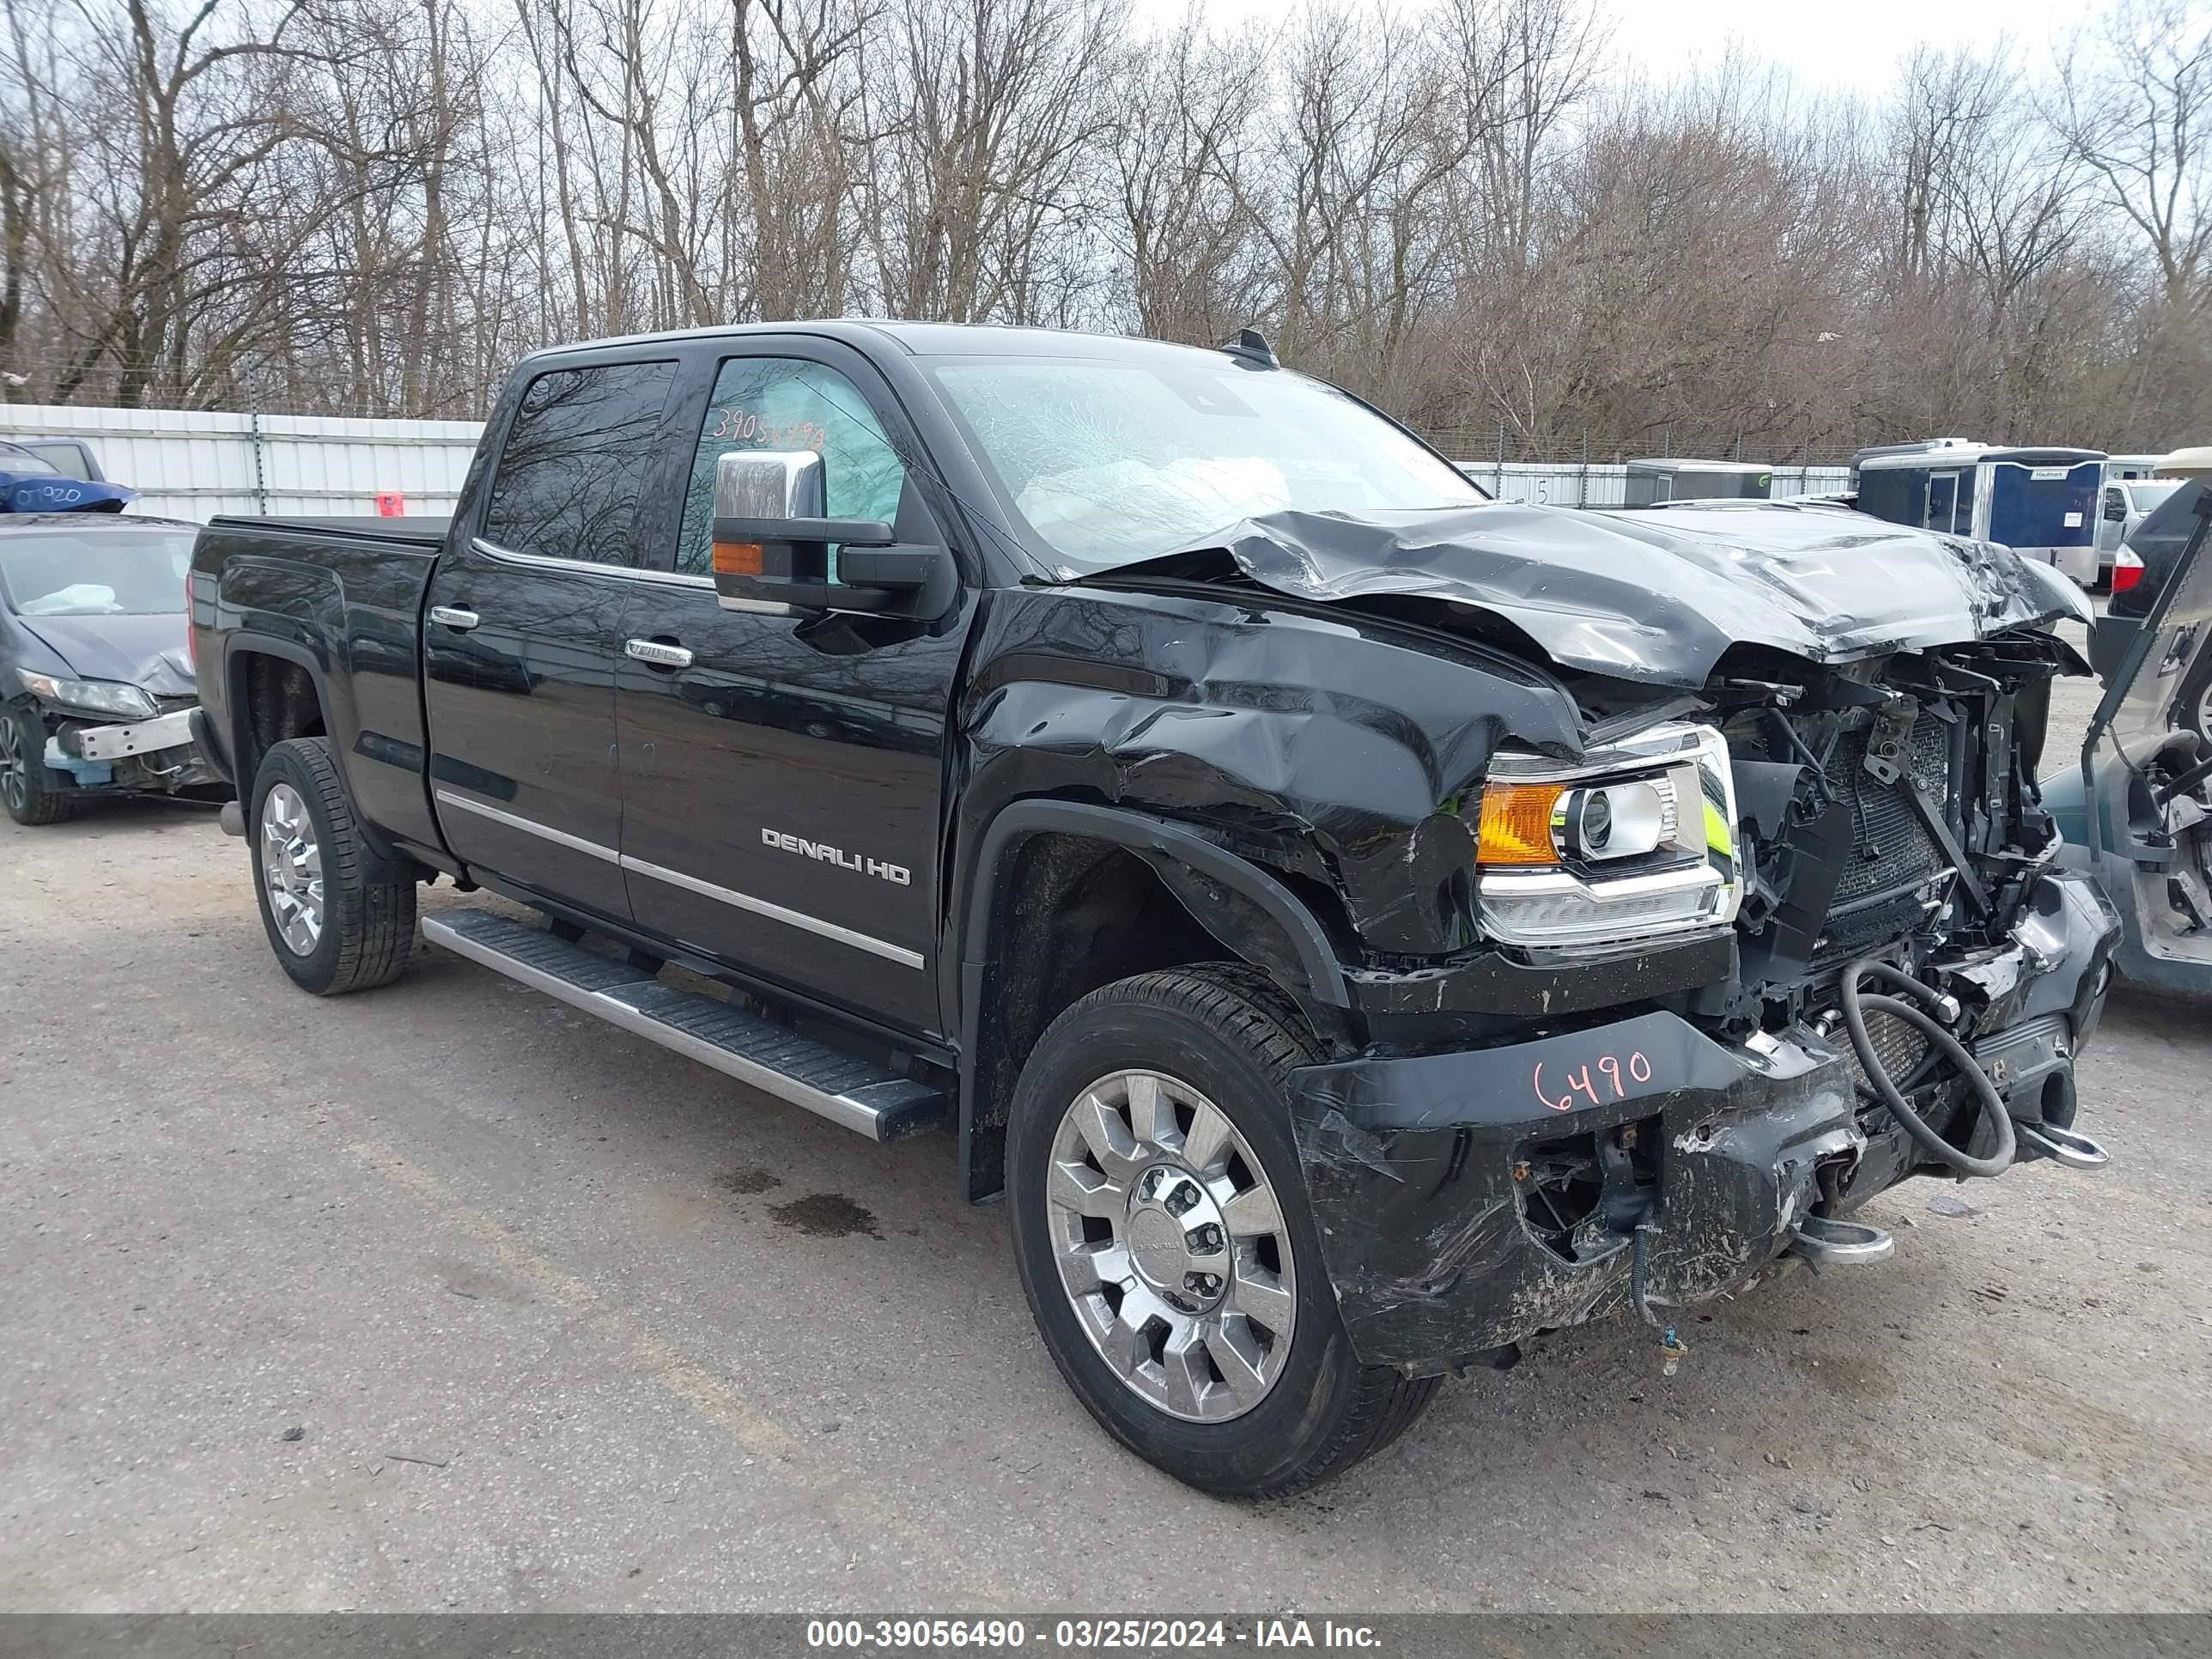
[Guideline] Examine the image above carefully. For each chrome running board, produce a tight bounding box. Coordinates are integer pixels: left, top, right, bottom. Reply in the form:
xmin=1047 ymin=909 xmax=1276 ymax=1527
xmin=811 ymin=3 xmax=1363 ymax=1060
xmin=422 ymin=908 xmax=946 ymax=1142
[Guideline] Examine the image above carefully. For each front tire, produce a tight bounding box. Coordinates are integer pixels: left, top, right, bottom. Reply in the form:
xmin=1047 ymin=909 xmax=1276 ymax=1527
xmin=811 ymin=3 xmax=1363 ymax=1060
xmin=250 ymin=737 xmax=416 ymax=994
xmin=1 ymin=702 xmax=76 ymax=825
xmin=1006 ymin=965 xmax=1439 ymax=1498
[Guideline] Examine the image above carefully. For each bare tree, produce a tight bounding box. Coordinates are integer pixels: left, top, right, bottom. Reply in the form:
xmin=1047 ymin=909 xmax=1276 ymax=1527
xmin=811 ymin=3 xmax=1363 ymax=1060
xmin=2054 ymin=0 xmax=2212 ymax=313
xmin=0 ymin=0 xmax=2202 ymax=459
xmin=1110 ymin=14 xmax=1267 ymax=344
xmin=855 ymin=0 xmax=1121 ymax=324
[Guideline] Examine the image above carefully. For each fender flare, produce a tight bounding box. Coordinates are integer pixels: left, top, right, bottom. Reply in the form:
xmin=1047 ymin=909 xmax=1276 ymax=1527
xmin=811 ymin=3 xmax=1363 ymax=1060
xmin=953 ymin=798 xmax=1352 ymax=1200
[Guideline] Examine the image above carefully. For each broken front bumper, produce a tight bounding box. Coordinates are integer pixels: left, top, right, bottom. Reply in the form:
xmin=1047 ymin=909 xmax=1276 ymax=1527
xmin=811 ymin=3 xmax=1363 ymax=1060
xmin=1284 ymin=870 xmax=2119 ymax=1373
xmin=45 ymin=706 xmax=223 ymax=794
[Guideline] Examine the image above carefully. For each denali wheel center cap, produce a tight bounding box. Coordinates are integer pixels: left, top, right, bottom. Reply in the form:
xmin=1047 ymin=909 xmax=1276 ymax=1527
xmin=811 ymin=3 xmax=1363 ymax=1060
xmin=1125 ymin=1164 xmax=1229 ymax=1310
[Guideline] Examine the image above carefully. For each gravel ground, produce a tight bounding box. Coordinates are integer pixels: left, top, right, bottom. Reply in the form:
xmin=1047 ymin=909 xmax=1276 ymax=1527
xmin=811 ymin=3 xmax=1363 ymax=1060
xmin=3 ymin=625 xmax=2209 ymax=1613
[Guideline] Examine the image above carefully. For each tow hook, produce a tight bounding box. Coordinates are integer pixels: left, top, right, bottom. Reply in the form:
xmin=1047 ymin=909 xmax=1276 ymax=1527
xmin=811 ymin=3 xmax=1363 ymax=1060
xmin=1788 ymin=1212 xmax=1894 ymax=1267
xmin=2017 ymin=1122 xmax=2111 ymax=1170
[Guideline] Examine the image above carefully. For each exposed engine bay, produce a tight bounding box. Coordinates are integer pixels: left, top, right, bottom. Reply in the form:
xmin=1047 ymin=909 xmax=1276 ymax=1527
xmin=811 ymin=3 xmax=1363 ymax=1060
xmin=1699 ymin=634 xmax=2110 ymax=1195
xmin=1707 ymin=639 xmax=2065 ymax=1008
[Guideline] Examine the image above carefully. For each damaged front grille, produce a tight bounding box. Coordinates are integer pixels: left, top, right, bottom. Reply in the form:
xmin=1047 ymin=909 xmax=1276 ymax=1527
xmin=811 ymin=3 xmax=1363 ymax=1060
xmin=1700 ymin=632 xmax=2074 ymax=1161
xmin=1825 ymin=714 xmax=1951 ymax=914
xmin=1731 ymin=700 xmax=1957 ymax=976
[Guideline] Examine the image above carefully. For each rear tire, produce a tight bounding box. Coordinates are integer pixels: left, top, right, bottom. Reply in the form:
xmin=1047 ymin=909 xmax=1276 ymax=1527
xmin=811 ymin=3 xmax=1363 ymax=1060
xmin=1006 ymin=964 xmax=1439 ymax=1498
xmin=250 ymin=737 xmax=416 ymax=994
xmin=1 ymin=702 xmax=75 ymax=825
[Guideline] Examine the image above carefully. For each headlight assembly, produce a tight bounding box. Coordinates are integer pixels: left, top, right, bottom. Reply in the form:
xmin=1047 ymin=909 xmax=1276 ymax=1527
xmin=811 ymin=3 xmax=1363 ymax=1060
xmin=15 ymin=669 xmax=160 ymax=722
xmin=1474 ymin=721 xmax=1738 ymax=949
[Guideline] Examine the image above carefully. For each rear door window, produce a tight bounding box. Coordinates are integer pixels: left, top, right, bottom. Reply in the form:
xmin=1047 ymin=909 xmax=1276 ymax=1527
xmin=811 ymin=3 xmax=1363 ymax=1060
xmin=480 ymin=360 xmax=679 ymax=567
xmin=1928 ymin=472 xmax=1960 ymax=533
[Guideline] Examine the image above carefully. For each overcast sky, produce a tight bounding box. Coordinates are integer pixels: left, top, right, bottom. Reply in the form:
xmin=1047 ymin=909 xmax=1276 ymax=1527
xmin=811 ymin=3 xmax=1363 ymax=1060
xmin=1139 ymin=0 xmax=2082 ymax=95
xmin=1601 ymin=0 xmax=2077 ymax=92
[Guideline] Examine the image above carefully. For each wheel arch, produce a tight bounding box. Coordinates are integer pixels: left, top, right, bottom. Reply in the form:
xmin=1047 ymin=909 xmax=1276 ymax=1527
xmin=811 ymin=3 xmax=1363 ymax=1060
xmin=227 ymin=639 xmax=413 ymax=883
xmin=224 ymin=635 xmax=332 ymax=782
xmin=953 ymin=799 xmax=1355 ymax=1203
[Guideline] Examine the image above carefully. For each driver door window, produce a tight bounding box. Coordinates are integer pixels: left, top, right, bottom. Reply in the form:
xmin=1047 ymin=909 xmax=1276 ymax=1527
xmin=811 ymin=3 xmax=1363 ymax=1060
xmin=674 ymin=358 xmax=908 ymax=577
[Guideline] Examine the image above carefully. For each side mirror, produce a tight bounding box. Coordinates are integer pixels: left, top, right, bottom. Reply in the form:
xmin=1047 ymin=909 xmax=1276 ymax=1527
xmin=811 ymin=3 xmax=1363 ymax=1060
xmin=711 ymin=450 xmax=955 ymax=618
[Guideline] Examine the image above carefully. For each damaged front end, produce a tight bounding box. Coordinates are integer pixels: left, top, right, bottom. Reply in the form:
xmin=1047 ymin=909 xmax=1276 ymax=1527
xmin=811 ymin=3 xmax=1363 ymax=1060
xmin=1200 ymin=503 xmax=2120 ymax=1374
xmin=46 ymin=702 xmax=224 ymax=798
xmin=19 ymin=680 xmax=224 ymax=801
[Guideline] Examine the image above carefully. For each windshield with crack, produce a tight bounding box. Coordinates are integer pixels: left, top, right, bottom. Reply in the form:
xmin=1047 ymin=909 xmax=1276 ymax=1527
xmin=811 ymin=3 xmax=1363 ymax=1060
xmin=928 ymin=355 xmax=1484 ymax=574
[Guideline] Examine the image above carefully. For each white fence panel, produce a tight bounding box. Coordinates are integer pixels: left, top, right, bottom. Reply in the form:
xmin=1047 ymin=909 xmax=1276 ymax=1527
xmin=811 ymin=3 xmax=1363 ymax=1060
xmin=0 ymin=403 xmax=484 ymax=522
xmin=1454 ymin=460 xmax=1853 ymax=506
xmin=2 ymin=403 xmax=1862 ymax=525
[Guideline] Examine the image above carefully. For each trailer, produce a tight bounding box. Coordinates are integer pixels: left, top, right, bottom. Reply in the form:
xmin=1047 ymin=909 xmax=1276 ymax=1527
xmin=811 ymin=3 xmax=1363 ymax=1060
xmin=1851 ymin=440 xmax=2104 ymax=587
xmin=1621 ymin=458 xmax=1774 ymax=507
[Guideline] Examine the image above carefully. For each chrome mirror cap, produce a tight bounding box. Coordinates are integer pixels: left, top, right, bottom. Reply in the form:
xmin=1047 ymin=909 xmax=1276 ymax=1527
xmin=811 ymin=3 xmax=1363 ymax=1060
xmin=714 ymin=449 xmax=825 ymax=521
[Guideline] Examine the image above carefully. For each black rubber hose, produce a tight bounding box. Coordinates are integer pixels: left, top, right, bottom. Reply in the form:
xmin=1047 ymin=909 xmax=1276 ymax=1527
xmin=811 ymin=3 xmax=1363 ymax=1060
xmin=1840 ymin=959 xmax=2014 ymax=1180
xmin=1850 ymin=957 xmax=1955 ymax=1014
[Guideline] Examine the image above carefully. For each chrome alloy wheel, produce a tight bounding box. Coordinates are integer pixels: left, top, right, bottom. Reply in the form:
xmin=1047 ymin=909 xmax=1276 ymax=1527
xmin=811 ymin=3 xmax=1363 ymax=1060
xmin=258 ymin=781 xmax=325 ymax=956
xmin=0 ymin=715 xmax=27 ymax=814
xmin=1046 ymin=1069 xmax=1297 ymax=1422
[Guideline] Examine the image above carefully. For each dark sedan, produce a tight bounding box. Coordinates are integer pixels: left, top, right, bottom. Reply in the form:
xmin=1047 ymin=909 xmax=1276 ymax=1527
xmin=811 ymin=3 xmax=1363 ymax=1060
xmin=0 ymin=514 xmax=228 ymax=824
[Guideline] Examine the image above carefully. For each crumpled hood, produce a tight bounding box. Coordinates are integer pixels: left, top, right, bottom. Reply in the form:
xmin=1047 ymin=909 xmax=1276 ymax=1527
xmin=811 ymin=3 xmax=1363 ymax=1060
xmin=16 ymin=612 xmax=195 ymax=696
xmin=1194 ymin=501 xmax=2085 ymax=688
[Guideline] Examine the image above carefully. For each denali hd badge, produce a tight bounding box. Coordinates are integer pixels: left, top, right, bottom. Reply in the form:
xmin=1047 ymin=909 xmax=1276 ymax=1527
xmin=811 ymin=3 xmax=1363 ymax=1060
xmin=761 ymin=828 xmax=911 ymax=886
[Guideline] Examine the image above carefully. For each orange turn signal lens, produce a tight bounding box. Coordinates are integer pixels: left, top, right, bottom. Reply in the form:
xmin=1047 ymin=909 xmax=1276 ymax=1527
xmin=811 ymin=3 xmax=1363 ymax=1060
xmin=712 ymin=540 xmax=764 ymax=576
xmin=1477 ymin=782 xmax=1564 ymax=866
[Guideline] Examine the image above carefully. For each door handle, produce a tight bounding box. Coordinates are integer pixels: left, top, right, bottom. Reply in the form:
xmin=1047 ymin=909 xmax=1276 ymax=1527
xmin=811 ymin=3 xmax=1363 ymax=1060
xmin=624 ymin=638 xmax=694 ymax=669
xmin=429 ymin=605 xmax=481 ymax=631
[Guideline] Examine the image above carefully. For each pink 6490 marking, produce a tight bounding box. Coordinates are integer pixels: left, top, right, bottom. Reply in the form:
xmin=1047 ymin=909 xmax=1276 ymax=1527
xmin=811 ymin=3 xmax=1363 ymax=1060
xmin=1532 ymin=1048 xmax=1654 ymax=1113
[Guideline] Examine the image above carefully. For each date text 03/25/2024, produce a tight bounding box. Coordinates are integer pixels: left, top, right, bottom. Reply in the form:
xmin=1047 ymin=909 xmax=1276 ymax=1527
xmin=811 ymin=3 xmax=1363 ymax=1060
xmin=804 ymin=1619 xmax=1383 ymax=1650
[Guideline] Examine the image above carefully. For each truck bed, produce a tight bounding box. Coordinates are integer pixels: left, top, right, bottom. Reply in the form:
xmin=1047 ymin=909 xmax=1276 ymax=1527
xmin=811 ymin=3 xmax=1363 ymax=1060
xmin=194 ymin=512 xmax=447 ymax=854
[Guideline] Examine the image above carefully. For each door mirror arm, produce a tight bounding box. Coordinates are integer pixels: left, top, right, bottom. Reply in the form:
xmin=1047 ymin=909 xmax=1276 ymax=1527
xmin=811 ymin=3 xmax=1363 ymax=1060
xmin=711 ymin=519 xmax=957 ymax=619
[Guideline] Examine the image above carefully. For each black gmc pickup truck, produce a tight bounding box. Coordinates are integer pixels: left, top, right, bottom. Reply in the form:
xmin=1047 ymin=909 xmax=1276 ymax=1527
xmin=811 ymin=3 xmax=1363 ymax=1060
xmin=188 ymin=323 xmax=2119 ymax=1497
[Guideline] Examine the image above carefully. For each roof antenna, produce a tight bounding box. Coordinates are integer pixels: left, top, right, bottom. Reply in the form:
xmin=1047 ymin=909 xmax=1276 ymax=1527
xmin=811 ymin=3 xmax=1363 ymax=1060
xmin=1222 ymin=328 xmax=1277 ymax=368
